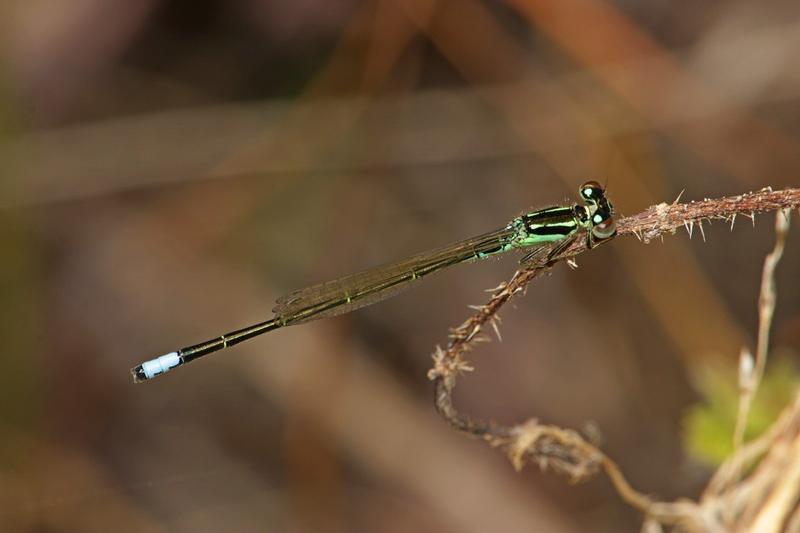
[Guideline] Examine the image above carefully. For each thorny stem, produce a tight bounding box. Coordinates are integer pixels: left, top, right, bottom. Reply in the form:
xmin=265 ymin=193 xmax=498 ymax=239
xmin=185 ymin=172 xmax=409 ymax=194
xmin=427 ymin=186 xmax=800 ymax=527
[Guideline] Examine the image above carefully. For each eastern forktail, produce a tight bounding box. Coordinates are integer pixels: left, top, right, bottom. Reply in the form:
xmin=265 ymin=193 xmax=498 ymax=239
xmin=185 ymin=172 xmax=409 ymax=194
xmin=132 ymin=181 xmax=616 ymax=382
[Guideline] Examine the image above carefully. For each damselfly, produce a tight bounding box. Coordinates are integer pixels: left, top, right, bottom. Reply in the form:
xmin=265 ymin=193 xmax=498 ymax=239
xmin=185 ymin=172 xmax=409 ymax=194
xmin=132 ymin=181 xmax=616 ymax=382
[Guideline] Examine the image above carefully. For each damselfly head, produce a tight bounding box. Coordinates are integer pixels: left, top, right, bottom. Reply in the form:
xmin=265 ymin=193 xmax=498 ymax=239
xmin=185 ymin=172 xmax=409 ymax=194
xmin=580 ymin=180 xmax=616 ymax=241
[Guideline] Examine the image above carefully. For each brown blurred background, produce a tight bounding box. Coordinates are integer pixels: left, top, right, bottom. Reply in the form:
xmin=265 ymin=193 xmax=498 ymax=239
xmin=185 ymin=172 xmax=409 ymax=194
xmin=1 ymin=1 xmax=799 ymax=531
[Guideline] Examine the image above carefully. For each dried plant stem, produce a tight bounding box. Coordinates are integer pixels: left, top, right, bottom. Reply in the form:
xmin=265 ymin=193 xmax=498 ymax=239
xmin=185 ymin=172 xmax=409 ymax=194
xmin=706 ymin=391 xmax=800 ymax=499
xmin=729 ymin=210 xmax=790 ymax=474
xmin=748 ymin=431 xmax=800 ymax=532
xmin=427 ymin=187 xmax=800 ymax=530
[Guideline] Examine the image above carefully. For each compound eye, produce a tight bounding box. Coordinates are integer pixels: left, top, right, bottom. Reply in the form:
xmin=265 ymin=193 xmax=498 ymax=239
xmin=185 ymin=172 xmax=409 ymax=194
xmin=580 ymin=181 xmax=604 ymax=202
xmin=591 ymin=214 xmax=616 ymax=240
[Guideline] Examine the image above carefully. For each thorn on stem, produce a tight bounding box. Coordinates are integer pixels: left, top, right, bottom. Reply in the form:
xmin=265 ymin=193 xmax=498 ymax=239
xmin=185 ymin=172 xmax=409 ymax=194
xmin=490 ymin=316 xmax=502 ymax=342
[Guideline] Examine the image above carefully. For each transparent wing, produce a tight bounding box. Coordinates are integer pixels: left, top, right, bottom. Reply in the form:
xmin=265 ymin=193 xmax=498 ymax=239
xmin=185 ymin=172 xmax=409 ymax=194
xmin=273 ymin=226 xmax=523 ymax=325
